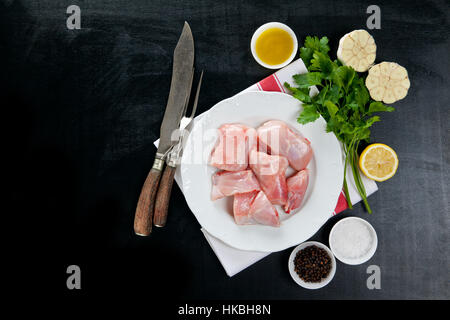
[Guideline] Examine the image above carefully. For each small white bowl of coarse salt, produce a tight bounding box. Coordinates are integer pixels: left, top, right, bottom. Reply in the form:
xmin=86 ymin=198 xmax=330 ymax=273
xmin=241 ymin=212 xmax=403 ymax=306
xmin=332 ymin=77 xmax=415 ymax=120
xmin=329 ymin=217 xmax=378 ymax=265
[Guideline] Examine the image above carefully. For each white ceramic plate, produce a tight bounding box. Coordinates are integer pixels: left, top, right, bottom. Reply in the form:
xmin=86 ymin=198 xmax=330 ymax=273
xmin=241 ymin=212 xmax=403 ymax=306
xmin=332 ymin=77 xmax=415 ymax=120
xmin=180 ymin=91 xmax=343 ymax=252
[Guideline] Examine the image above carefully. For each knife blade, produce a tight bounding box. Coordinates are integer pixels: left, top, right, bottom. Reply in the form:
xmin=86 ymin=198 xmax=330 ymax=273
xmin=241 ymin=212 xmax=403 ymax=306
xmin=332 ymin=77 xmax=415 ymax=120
xmin=134 ymin=22 xmax=195 ymax=236
xmin=156 ymin=22 xmax=195 ymax=160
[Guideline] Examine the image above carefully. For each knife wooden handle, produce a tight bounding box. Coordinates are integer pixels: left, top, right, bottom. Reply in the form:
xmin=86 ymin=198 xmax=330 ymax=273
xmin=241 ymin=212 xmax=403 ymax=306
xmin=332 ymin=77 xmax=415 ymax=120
xmin=153 ymin=165 xmax=177 ymax=227
xmin=134 ymin=167 xmax=163 ymax=236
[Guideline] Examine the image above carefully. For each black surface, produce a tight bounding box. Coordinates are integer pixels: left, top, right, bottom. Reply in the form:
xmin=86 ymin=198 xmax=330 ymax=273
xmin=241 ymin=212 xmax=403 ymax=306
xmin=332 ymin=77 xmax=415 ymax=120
xmin=2 ymin=0 xmax=449 ymax=300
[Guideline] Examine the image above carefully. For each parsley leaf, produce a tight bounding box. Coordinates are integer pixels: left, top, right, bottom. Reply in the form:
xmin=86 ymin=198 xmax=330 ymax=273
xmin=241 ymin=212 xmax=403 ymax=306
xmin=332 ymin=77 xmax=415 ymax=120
xmin=332 ymin=66 xmax=355 ymax=92
xmin=353 ymin=79 xmax=370 ymax=109
xmin=310 ymin=52 xmax=336 ymax=78
xmin=327 ymin=84 xmax=341 ymax=104
xmin=298 ymin=104 xmax=320 ymax=124
xmin=304 ymin=36 xmax=321 ymax=51
xmin=324 ymin=100 xmax=339 ymax=117
xmin=301 ymin=36 xmax=331 ymax=67
xmin=284 ymin=82 xmax=311 ymax=103
xmin=300 ymin=47 xmax=314 ymax=68
xmin=368 ymin=101 xmax=395 ymax=114
xmin=293 ymin=72 xmax=323 ymax=88
xmin=319 ymin=37 xmax=330 ymax=54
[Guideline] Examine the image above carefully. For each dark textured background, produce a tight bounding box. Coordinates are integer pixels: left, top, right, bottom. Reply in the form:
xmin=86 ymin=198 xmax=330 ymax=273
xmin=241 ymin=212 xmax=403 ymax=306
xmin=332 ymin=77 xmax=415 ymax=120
xmin=2 ymin=0 xmax=449 ymax=300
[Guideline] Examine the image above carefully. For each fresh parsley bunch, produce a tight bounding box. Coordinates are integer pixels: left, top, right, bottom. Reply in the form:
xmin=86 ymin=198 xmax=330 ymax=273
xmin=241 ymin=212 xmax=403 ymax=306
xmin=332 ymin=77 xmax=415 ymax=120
xmin=285 ymin=36 xmax=394 ymax=213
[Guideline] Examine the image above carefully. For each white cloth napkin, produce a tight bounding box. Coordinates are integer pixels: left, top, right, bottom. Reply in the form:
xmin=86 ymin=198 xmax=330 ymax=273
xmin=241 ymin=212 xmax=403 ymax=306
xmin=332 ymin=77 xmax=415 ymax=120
xmin=154 ymin=59 xmax=378 ymax=277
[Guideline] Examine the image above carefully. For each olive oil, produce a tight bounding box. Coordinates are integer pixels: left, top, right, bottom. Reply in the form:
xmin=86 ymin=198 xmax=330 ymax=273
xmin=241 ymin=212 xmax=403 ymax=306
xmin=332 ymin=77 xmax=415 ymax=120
xmin=255 ymin=28 xmax=294 ymax=66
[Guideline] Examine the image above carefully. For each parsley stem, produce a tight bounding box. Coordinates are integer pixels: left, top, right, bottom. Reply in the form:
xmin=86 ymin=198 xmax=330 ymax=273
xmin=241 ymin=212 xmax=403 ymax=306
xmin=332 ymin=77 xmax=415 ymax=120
xmin=343 ymin=177 xmax=352 ymax=209
xmin=342 ymin=142 xmax=352 ymax=209
xmin=349 ymin=142 xmax=372 ymax=213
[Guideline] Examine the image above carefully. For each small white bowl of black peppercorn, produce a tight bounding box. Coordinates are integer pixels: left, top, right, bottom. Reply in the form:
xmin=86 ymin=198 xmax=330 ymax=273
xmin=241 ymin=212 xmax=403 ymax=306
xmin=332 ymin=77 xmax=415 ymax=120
xmin=288 ymin=241 xmax=336 ymax=289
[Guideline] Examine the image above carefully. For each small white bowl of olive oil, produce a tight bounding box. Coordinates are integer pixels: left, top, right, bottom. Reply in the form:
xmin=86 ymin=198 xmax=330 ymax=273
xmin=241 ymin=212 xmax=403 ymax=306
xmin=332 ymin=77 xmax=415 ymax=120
xmin=251 ymin=22 xmax=298 ymax=69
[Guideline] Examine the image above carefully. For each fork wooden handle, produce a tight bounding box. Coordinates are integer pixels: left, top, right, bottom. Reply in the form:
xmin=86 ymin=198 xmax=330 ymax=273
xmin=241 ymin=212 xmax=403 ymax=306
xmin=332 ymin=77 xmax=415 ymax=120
xmin=153 ymin=165 xmax=177 ymax=227
xmin=134 ymin=167 xmax=163 ymax=236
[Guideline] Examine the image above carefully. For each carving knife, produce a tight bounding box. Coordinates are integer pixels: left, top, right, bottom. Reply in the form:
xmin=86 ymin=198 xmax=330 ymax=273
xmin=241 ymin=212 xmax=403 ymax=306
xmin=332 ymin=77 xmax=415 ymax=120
xmin=134 ymin=22 xmax=194 ymax=236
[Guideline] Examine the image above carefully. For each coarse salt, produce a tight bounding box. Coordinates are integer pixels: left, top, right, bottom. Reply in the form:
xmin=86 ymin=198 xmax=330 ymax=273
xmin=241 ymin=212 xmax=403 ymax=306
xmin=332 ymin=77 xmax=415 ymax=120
xmin=330 ymin=219 xmax=373 ymax=259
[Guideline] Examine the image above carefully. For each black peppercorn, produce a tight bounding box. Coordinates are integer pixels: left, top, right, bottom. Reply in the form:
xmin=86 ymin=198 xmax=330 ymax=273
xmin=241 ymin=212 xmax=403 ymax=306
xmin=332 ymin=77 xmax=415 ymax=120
xmin=294 ymin=245 xmax=332 ymax=283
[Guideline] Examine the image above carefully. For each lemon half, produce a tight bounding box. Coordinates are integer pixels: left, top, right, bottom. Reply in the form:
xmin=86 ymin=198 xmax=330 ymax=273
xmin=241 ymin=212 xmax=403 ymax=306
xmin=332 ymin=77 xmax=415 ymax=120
xmin=359 ymin=143 xmax=398 ymax=182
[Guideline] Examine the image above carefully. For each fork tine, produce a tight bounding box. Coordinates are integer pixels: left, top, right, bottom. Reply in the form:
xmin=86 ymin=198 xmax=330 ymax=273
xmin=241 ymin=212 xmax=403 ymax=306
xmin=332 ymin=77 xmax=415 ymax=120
xmin=189 ymin=70 xmax=203 ymax=119
xmin=178 ymin=71 xmax=203 ymax=132
xmin=181 ymin=67 xmax=195 ymax=119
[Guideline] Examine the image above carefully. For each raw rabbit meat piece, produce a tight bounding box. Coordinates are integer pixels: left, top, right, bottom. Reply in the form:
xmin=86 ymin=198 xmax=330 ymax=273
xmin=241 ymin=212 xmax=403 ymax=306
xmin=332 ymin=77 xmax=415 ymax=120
xmin=233 ymin=191 xmax=280 ymax=227
xmin=249 ymin=191 xmax=280 ymax=227
xmin=233 ymin=191 xmax=259 ymax=225
xmin=284 ymin=169 xmax=309 ymax=214
xmin=257 ymin=120 xmax=313 ymax=170
xmin=211 ymin=170 xmax=260 ymax=201
xmin=209 ymin=124 xmax=257 ymax=171
xmin=249 ymin=148 xmax=289 ymax=205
